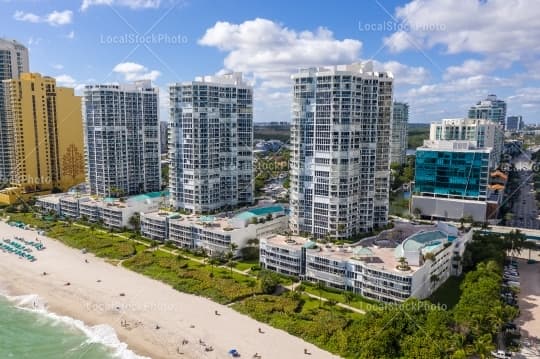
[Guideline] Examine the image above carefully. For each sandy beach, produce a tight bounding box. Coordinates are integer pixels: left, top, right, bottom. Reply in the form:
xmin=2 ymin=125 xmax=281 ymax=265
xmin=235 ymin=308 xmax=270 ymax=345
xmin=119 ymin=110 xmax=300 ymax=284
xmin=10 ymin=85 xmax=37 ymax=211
xmin=0 ymin=221 xmax=339 ymax=359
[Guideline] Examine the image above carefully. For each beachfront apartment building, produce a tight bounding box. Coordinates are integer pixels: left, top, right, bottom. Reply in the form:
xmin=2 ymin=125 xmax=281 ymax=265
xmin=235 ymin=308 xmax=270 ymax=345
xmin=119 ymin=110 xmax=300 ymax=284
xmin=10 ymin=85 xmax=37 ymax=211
xmin=468 ymin=94 xmax=506 ymax=129
xmin=83 ymin=80 xmax=160 ymax=198
xmin=411 ymin=140 xmax=503 ymax=222
xmin=0 ymin=38 xmax=29 ymax=81
xmin=289 ymin=62 xmax=393 ymax=239
xmin=169 ymin=72 xmax=253 ymax=213
xmin=390 ymin=102 xmax=409 ymax=165
xmin=0 ymin=73 xmax=85 ymax=204
xmin=140 ymin=205 xmax=288 ymax=255
xmin=36 ymin=191 xmax=168 ymax=229
xmin=430 ymin=118 xmax=503 ymax=168
xmin=260 ymin=222 xmax=472 ymax=303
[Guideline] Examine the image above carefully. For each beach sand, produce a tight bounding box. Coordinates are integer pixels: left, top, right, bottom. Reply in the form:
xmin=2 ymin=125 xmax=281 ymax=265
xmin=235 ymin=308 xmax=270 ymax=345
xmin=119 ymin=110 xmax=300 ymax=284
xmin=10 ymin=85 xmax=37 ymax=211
xmin=0 ymin=221 xmax=339 ymax=359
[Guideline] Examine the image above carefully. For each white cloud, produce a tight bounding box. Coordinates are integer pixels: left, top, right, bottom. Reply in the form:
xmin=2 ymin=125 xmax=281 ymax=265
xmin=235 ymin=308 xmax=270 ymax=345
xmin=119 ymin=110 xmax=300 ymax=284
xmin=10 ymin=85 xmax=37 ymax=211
xmin=14 ymin=10 xmax=73 ymax=26
xmin=52 ymin=64 xmax=64 ymax=70
xmin=508 ymin=88 xmax=540 ymax=108
xmin=199 ymin=18 xmax=362 ymax=88
xmin=66 ymin=31 xmax=75 ymax=40
xmin=383 ymin=0 xmax=540 ymax=64
xmin=200 ymin=18 xmax=366 ymax=122
xmin=81 ymin=0 xmax=161 ymax=11
xmin=55 ymin=74 xmax=86 ymax=93
xmin=27 ymin=37 xmax=42 ymax=46
xmin=113 ymin=62 xmax=161 ymax=81
xmin=374 ymin=60 xmax=429 ymax=86
xmin=55 ymin=74 xmax=77 ymax=87
xmin=46 ymin=10 xmax=73 ymax=26
xmin=13 ymin=11 xmax=40 ymax=23
xmin=374 ymin=0 xmax=540 ymax=122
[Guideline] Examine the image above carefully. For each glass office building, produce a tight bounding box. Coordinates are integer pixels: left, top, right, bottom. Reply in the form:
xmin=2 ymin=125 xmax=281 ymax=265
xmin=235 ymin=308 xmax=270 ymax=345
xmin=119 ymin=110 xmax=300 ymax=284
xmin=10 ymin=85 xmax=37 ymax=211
xmin=414 ymin=141 xmax=490 ymax=200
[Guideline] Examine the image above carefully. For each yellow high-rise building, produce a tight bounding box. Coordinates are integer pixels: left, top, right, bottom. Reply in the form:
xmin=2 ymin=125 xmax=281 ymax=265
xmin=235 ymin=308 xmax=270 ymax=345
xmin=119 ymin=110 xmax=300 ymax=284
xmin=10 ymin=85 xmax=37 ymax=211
xmin=0 ymin=73 xmax=85 ymax=203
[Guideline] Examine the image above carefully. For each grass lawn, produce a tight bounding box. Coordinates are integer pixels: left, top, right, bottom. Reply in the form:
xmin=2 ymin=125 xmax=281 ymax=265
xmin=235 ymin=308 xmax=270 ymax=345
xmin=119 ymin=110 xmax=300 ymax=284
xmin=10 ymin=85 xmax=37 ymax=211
xmin=429 ymin=275 xmax=464 ymax=309
xmin=234 ymin=258 xmax=259 ymax=271
xmin=302 ymin=282 xmax=377 ymax=312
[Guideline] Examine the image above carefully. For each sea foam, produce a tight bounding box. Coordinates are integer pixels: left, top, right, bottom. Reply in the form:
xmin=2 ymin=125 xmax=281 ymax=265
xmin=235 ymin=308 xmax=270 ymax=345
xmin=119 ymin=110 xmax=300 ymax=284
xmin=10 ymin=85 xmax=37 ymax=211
xmin=4 ymin=293 xmax=151 ymax=359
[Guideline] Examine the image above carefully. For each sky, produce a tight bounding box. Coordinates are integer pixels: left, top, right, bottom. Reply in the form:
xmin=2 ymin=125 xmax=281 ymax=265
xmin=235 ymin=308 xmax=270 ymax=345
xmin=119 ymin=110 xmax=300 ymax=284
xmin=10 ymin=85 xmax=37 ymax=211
xmin=1 ymin=0 xmax=539 ymax=124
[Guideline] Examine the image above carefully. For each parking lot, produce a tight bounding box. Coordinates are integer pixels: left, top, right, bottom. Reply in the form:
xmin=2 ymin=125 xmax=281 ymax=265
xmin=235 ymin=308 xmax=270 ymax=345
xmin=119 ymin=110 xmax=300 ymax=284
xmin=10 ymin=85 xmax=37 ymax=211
xmin=514 ymin=259 xmax=540 ymax=358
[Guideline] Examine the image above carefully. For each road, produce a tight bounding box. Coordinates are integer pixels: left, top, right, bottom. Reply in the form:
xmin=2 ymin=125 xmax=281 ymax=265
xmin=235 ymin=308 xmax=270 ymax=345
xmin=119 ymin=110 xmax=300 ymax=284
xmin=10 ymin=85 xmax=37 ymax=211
xmin=507 ymin=151 xmax=540 ymax=229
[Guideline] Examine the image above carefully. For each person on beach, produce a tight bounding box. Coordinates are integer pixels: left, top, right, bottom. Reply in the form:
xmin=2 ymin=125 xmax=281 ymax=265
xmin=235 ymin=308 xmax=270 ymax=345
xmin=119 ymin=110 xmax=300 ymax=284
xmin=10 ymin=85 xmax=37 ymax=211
xmin=214 ymin=310 xmax=220 ymax=316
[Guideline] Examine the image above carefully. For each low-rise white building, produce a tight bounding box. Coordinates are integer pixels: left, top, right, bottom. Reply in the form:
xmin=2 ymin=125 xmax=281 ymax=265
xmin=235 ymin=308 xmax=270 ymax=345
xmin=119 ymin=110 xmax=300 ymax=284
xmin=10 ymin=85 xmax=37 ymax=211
xmin=35 ymin=195 xmax=61 ymax=214
xmin=35 ymin=191 xmax=168 ymax=230
xmin=141 ymin=205 xmax=288 ymax=255
xmin=260 ymin=222 xmax=472 ymax=303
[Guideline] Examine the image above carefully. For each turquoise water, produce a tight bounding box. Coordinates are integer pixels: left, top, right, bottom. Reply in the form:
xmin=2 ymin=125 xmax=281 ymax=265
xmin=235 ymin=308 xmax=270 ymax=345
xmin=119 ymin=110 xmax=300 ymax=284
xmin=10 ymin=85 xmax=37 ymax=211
xmin=0 ymin=295 xmax=143 ymax=359
xmin=248 ymin=206 xmax=284 ymax=216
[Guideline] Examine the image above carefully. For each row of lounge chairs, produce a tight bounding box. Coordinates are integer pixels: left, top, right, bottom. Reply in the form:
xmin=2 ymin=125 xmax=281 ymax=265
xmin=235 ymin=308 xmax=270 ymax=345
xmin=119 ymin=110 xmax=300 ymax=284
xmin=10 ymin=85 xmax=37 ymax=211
xmin=0 ymin=241 xmax=37 ymax=262
xmin=14 ymin=236 xmax=45 ymax=251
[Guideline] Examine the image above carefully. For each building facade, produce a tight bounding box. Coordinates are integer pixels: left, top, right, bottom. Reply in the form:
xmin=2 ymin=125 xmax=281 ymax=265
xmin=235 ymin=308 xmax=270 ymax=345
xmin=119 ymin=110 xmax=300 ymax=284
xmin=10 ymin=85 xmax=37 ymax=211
xmin=468 ymin=94 xmax=506 ymax=129
xmin=169 ymin=73 xmax=253 ymax=213
xmin=0 ymin=73 xmax=85 ymax=202
xmin=506 ymin=116 xmax=523 ymax=132
xmin=83 ymin=80 xmax=160 ymax=197
xmin=260 ymin=222 xmax=472 ymax=303
xmin=289 ymin=62 xmax=393 ymax=239
xmin=141 ymin=205 xmax=287 ymax=255
xmin=390 ymin=102 xmax=409 ymax=165
xmin=411 ymin=140 xmax=501 ymax=222
xmin=36 ymin=191 xmax=168 ymax=229
xmin=429 ymin=118 xmax=502 ymax=168
xmin=0 ymin=38 xmax=29 ymax=81
xmin=159 ymin=121 xmax=168 ymax=155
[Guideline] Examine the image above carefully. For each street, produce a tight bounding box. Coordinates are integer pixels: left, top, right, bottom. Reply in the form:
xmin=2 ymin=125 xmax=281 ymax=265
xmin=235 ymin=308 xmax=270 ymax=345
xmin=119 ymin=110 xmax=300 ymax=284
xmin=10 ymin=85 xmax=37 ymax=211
xmin=508 ymin=151 xmax=540 ymax=229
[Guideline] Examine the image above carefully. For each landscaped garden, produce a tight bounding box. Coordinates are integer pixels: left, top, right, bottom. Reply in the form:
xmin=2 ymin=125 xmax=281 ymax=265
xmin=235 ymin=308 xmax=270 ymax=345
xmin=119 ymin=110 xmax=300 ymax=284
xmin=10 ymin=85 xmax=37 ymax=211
xmin=4 ymin=209 xmax=524 ymax=358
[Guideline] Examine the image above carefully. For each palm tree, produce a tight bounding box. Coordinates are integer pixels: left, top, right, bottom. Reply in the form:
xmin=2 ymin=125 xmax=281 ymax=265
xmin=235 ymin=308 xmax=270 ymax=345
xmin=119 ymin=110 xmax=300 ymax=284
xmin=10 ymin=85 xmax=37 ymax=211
xmin=229 ymin=242 xmax=239 ymax=256
xmin=424 ymin=252 xmax=436 ymax=262
xmin=224 ymin=251 xmax=235 ymax=276
xmin=397 ymin=257 xmax=411 ymax=271
xmin=316 ymin=281 xmax=325 ymax=308
xmin=128 ymin=212 xmax=141 ymax=233
xmin=208 ymin=254 xmax=220 ymax=277
xmin=343 ymin=291 xmax=354 ymax=305
xmin=473 ymin=334 xmax=495 ymax=359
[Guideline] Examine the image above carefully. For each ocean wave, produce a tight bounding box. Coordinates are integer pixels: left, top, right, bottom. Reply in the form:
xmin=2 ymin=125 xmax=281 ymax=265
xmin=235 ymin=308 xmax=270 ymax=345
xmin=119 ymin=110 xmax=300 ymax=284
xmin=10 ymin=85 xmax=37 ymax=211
xmin=2 ymin=293 xmax=151 ymax=359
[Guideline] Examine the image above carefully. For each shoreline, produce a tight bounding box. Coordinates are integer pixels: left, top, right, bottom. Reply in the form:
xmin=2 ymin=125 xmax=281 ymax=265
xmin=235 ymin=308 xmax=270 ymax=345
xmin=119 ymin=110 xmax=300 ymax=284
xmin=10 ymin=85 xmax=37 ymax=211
xmin=0 ymin=221 xmax=339 ymax=359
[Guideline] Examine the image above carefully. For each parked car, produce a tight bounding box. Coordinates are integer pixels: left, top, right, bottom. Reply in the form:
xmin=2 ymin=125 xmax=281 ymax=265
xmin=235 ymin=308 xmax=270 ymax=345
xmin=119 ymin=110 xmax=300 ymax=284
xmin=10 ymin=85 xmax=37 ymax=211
xmin=491 ymin=349 xmax=512 ymax=358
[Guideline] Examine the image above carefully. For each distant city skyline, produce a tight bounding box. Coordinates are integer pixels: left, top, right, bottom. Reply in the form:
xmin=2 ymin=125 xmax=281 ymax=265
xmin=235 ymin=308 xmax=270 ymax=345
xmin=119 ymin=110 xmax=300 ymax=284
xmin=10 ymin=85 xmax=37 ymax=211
xmin=0 ymin=0 xmax=538 ymax=123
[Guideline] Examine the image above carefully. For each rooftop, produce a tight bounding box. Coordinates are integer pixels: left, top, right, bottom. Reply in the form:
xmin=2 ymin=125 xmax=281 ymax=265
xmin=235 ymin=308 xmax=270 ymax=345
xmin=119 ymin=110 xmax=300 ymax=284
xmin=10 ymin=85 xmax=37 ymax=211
xmin=419 ymin=140 xmax=491 ymax=152
xmin=141 ymin=211 xmax=180 ymax=221
xmin=262 ymin=234 xmax=310 ymax=249
xmin=233 ymin=205 xmax=285 ymax=221
xmin=263 ymin=222 xmax=462 ymax=274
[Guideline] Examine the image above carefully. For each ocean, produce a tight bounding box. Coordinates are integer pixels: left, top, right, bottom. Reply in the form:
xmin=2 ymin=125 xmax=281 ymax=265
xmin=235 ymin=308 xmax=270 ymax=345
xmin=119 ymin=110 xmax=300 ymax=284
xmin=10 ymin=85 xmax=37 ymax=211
xmin=0 ymin=293 xmax=148 ymax=359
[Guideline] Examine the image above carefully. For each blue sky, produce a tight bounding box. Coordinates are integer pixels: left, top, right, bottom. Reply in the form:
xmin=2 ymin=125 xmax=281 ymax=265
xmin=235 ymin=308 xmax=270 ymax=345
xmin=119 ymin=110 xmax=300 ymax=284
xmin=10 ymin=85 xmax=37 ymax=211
xmin=1 ymin=0 xmax=539 ymax=123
